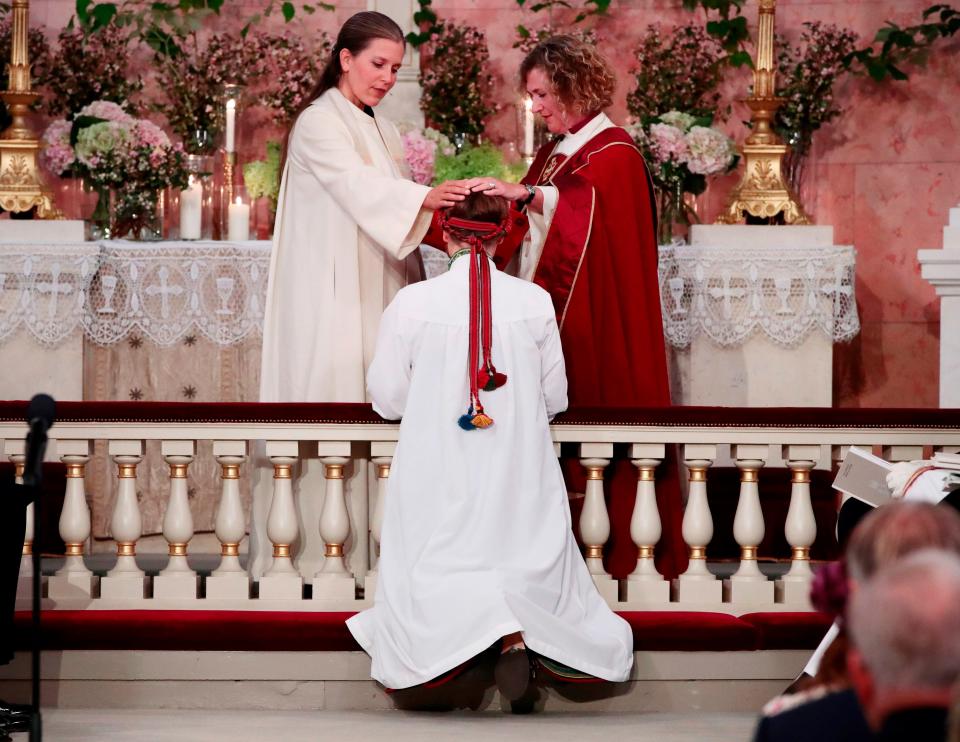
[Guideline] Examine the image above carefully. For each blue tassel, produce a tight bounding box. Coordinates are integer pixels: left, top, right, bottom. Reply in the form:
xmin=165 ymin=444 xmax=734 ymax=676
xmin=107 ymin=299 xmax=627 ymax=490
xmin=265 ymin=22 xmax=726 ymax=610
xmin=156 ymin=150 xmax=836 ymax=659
xmin=458 ymin=414 xmax=477 ymax=430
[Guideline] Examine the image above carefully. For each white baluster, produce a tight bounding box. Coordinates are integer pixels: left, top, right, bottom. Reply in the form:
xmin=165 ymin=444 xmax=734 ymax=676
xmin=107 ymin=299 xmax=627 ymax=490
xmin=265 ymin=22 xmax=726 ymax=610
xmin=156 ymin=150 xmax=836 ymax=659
xmin=207 ymin=440 xmax=250 ymax=600
xmin=882 ymin=445 xmax=925 ymax=464
xmin=579 ymin=442 xmax=617 ymax=604
xmin=154 ymin=440 xmax=198 ymax=601
xmin=364 ymin=440 xmax=396 ymax=601
xmin=101 ymin=441 xmax=145 ymax=600
xmin=5 ymin=441 xmax=32 ymax=600
xmin=314 ymin=441 xmax=357 ymax=604
xmin=259 ymin=441 xmax=302 ymax=600
xmin=727 ymin=444 xmax=774 ymax=606
xmin=779 ymin=444 xmax=820 ymax=607
xmin=676 ymin=444 xmax=721 ymax=604
xmin=622 ymin=443 xmax=669 ymax=606
xmin=48 ymin=440 xmax=94 ymax=600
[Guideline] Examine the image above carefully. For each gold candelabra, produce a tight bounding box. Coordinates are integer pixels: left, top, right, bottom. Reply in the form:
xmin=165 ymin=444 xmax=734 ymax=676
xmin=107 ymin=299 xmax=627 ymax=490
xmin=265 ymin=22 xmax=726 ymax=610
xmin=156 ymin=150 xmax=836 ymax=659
xmin=0 ymin=0 xmax=57 ymax=217
xmin=717 ymin=0 xmax=809 ymax=225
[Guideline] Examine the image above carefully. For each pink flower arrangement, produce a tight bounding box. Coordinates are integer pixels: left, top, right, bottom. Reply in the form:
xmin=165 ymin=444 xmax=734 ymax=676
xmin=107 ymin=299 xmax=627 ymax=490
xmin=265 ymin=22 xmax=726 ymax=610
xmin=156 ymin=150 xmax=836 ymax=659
xmin=648 ymin=123 xmax=690 ymax=165
xmin=40 ymin=119 xmax=75 ymax=176
xmin=628 ymin=110 xmax=736 ymax=195
xmin=399 ymin=127 xmax=454 ymax=186
xmin=401 ymin=130 xmax=438 ymax=186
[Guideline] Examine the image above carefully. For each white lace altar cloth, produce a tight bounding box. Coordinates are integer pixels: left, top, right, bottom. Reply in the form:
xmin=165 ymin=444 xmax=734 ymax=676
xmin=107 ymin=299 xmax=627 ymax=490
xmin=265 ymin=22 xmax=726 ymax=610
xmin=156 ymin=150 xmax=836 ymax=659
xmin=0 ymin=241 xmax=859 ymax=350
xmin=0 ymin=240 xmax=270 ymax=347
xmin=657 ymin=244 xmax=859 ymax=349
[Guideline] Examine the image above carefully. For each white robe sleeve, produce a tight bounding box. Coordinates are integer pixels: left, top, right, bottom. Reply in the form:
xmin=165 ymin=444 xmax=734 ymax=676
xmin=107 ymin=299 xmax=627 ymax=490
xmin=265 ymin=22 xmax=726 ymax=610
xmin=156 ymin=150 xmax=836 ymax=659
xmin=291 ymin=106 xmax=432 ymax=258
xmin=520 ymin=185 xmax=559 ymax=281
xmin=366 ymin=299 xmax=412 ymax=420
xmin=538 ymin=311 xmax=568 ymax=420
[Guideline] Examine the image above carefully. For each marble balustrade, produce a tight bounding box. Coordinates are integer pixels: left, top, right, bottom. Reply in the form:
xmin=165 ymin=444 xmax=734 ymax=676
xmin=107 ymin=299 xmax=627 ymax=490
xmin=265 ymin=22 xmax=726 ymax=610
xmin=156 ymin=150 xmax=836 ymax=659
xmin=2 ymin=405 xmax=958 ymax=614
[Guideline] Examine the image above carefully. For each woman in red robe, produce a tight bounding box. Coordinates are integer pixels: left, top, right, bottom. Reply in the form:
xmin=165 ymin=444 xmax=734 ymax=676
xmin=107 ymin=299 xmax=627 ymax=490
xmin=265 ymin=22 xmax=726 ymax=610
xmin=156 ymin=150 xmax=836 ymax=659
xmin=479 ymin=35 xmax=686 ymax=579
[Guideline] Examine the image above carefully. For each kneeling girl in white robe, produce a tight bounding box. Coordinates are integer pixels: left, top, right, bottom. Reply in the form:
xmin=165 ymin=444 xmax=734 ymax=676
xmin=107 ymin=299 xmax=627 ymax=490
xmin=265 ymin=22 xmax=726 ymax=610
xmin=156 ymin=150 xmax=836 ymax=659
xmin=346 ymin=192 xmax=633 ymax=693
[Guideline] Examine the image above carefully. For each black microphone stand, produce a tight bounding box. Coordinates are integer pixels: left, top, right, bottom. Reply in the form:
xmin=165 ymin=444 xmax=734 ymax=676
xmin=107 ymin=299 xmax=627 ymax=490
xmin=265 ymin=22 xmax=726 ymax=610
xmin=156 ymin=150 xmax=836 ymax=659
xmin=23 ymin=402 xmax=52 ymax=742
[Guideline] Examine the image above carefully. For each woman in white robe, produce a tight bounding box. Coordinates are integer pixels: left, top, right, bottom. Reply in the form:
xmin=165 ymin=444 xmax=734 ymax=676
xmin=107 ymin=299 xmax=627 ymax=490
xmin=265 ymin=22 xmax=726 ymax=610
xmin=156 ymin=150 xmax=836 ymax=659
xmin=347 ymin=195 xmax=634 ymax=694
xmin=253 ymin=12 xmax=477 ymax=578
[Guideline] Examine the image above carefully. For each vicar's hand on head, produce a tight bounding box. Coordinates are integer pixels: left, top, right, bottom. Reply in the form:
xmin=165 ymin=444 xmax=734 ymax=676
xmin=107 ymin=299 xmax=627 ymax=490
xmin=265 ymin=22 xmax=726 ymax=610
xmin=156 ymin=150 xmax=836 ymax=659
xmin=424 ymin=180 xmax=474 ymax=210
xmin=471 ymin=178 xmax=527 ymax=202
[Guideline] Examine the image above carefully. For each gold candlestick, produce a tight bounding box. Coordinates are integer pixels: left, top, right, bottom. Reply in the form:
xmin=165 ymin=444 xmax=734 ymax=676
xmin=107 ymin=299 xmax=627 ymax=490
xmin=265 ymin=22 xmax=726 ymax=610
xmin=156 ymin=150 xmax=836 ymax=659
xmin=0 ymin=0 xmax=58 ymax=217
xmin=717 ymin=0 xmax=809 ymax=225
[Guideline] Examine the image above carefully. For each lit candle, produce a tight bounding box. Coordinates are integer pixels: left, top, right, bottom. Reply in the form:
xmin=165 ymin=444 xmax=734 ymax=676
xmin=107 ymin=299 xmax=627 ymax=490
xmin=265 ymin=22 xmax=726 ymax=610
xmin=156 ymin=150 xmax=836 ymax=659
xmin=225 ymin=98 xmax=236 ymax=153
xmin=227 ymin=196 xmax=250 ymax=242
xmin=523 ymin=97 xmax=534 ymax=157
xmin=179 ymin=175 xmax=203 ymax=240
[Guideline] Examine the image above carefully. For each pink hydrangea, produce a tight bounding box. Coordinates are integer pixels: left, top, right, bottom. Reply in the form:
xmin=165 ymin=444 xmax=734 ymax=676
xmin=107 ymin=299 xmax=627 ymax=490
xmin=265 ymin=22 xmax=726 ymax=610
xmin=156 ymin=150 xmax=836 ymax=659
xmin=77 ymin=100 xmax=132 ymax=123
xmin=402 ymin=130 xmax=438 ymax=186
xmin=40 ymin=118 xmax=75 ymax=175
xmin=648 ymin=123 xmax=689 ymax=165
xmin=685 ymin=125 xmax=735 ymax=175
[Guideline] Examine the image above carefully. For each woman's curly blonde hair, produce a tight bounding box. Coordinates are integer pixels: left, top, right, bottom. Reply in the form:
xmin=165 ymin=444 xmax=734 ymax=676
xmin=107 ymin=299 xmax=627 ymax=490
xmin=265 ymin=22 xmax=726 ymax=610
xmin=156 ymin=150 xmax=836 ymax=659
xmin=519 ymin=35 xmax=616 ymax=115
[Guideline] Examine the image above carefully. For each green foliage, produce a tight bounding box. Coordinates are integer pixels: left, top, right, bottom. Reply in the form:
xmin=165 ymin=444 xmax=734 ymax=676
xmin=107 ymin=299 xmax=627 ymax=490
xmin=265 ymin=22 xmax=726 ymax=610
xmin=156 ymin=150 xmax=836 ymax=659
xmin=842 ymin=3 xmax=960 ymax=81
xmin=681 ymin=0 xmax=750 ymax=66
xmin=243 ymin=140 xmax=282 ymax=207
xmin=433 ymin=145 xmax=519 ymax=186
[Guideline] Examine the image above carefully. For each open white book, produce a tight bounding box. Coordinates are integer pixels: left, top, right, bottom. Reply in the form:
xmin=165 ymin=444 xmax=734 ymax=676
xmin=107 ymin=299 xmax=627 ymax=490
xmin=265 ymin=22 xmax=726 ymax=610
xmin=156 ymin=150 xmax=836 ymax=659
xmin=833 ymin=446 xmax=894 ymax=507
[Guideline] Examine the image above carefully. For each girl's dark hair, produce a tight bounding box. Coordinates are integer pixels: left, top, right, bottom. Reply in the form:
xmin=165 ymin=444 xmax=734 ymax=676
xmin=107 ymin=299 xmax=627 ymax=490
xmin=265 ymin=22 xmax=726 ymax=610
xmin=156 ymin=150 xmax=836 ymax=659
xmin=444 ymin=193 xmax=508 ymax=247
xmin=283 ymin=12 xmax=404 ymax=168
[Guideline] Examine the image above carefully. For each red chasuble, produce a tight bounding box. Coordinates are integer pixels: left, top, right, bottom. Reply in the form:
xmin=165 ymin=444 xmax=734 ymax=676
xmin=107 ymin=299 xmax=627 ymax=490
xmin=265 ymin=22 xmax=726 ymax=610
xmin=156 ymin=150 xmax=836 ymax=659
xmin=502 ymin=125 xmax=687 ymax=579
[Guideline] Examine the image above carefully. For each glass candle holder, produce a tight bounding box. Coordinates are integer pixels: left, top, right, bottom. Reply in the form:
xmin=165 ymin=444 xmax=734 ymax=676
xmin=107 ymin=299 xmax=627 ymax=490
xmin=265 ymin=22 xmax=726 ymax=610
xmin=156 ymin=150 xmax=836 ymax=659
xmin=173 ymin=154 xmax=214 ymax=240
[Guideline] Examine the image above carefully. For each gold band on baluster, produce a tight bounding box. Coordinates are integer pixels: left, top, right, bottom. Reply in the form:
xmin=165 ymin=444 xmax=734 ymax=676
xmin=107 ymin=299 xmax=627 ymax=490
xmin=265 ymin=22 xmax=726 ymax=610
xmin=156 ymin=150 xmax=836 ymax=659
xmin=169 ymin=543 xmax=188 ymax=557
xmin=638 ymin=467 xmax=655 ymax=482
xmin=688 ymin=467 xmax=707 ymax=482
xmin=116 ymin=542 xmax=136 ymax=556
xmin=273 ymin=464 xmax=292 ymax=480
xmin=741 ymin=546 xmax=758 ymax=560
xmin=118 ymin=464 xmax=137 ymax=479
xmin=637 ymin=545 xmax=655 ymax=559
xmin=22 ymin=542 xmax=32 ymax=556
xmin=14 ymin=463 xmax=25 ymax=478
xmin=585 ymin=545 xmax=603 ymax=559
xmin=66 ymin=463 xmax=85 ymax=478
xmin=740 ymin=468 xmax=759 ymax=483
xmin=377 ymin=464 xmax=391 ymax=479
xmin=221 ymin=464 xmax=241 ymax=480
xmin=586 ymin=467 xmax=604 ymax=480
xmin=65 ymin=543 xmax=84 ymax=556
xmin=689 ymin=546 xmax=707 ymax=560
xmin=325 ymin=543 xmax=344 ymax=558
xmin=273 ymin=544 xmax=291 ymax=558
xmin=169 ymin=464 xmax=189 ymax=479
xmin=325 ymin=464 xmax=345 ymax=480
xmin=792 ymin=546 xmax=810 ymax=561
xmin=791 ymin=469 xmax=811 ymax=484
xmin=221 ymin=543 xmax=239 ymax=557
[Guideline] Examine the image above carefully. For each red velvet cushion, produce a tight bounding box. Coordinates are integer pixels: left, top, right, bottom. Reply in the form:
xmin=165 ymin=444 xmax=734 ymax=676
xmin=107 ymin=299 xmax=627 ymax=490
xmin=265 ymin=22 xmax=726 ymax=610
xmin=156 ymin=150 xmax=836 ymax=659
xmin=14 ymin=610 xmax=362 ymax=652
xmin=617 ymin=611 xmax=757 ymax=651
xmin=740 ymin=612 xmax=833 ymax=650
xmin=14 ymin=609 xmax=826 ymax=653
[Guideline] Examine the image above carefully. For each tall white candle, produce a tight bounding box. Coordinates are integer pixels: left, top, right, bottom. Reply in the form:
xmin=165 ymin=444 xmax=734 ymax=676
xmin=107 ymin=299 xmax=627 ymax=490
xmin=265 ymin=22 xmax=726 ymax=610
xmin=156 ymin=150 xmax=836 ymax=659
xmin=227 ymin=197 xmax=250 ymax=242
xmin=225 ymin=99 xmax=236 ymax=153
xmin=179 ymin=175 xmax=203 ymax=240
xmin=523 ymin=97 xmax=534 ymax=156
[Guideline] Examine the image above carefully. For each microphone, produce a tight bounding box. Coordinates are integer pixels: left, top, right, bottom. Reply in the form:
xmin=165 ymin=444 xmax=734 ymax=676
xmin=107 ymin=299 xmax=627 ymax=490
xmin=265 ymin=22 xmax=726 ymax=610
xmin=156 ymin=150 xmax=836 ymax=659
xmin=23 ymin=394 xmax=55 ymax=489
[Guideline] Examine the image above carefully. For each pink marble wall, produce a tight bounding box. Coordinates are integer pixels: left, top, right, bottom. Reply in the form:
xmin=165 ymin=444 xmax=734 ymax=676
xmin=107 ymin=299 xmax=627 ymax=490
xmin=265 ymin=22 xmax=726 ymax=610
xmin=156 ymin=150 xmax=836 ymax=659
xmin=27 ymin=0 xmax=958 ymax=407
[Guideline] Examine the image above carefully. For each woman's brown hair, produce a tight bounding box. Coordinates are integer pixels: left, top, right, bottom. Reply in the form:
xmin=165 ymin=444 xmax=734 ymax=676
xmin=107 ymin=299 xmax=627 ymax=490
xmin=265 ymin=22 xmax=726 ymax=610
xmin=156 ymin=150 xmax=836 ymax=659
xmin=519 ymin=34 xmax=616 ymax=115
xmin=282 ymin=12 xmax=404 ymax=168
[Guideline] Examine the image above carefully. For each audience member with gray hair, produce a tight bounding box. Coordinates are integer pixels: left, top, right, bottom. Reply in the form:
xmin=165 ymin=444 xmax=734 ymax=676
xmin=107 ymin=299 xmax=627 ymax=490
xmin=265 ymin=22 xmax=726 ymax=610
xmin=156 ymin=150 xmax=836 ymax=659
xmin=754 ymin=503 xmax=960 ymax=742
xmin=846 ymin=549 xmax=960 ymax=740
